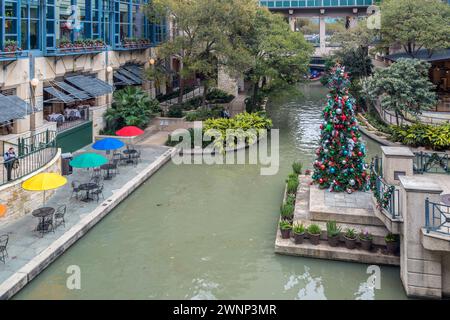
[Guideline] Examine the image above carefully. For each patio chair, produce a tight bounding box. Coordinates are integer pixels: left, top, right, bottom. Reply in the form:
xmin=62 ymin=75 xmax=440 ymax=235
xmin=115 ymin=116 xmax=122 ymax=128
xmin=113 ymin=151 xmax=128 ymax=166
xmin=111 ymin=159 xmax=120 ymax=176
xmin=92 ymin=184 xmax=105 ymax=203
xmin=54 ymin=205 xmax=67 ymax=230
xmin=92 ymin=167 xmax=102 ymax=179
xmin=90 ymin=175 xmax=101 ymax=185
xmin=0 ymin=234 xmax=8 ymax=263
xmin=43 ymin=215 xmax=55 ymax=234
xmin=71 ymin=180 xmax=81 ymax=199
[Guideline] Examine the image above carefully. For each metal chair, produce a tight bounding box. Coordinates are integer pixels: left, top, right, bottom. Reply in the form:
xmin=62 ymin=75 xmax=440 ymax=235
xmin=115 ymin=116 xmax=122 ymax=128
xmin=111 ymin=159 xmax=120 ymax=176
xmin=92 ymin=167 xmax=102 ymax=179
xmin=90 ymin=175 xmax=101 ymax=185
xmin=44 ymin=215 xmax=55 ymax=234
xmin=0 ymin=234 xmax=8 ymax=263
xmin=71 ymin=180 xmax=81 ymax=199
xmin=92 ymin=184 xmax=105 ymax=202
xmin=54 ymin=205 xmax=67 ymax=230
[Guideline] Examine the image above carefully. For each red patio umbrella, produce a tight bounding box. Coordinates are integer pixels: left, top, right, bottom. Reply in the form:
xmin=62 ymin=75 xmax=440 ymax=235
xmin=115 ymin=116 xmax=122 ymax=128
xmin=115 ymin=126 xmax=145 ymax=137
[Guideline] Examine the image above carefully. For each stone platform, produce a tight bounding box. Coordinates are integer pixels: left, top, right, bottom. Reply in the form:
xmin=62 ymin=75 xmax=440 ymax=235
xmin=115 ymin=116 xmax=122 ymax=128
xmin=275 ymin=176 xmax=399 ymax=266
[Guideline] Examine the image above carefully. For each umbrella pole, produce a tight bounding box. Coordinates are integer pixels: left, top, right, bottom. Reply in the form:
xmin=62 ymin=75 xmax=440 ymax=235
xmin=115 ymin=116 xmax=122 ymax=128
xmin=43 ymin=190 xmax=46 ymax=206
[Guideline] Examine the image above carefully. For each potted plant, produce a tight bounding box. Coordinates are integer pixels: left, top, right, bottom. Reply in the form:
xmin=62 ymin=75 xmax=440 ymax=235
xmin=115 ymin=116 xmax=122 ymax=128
xmin=58 ymin=39 xmax=73 ymax=52
xmin=344 ymin=228 xmax=357 ymax=250
xmin=326 ymin=220 xmax=341 ymax=247
xmin=3 ymin=40 xmax=21 ymax=57
xmin=280 ymin=203 xmax=294 ymax=222
xmin=385 ymin=233 xmax=399 ymax=255
xmin=359 ymin=229 xmax=373 ymax=251
xmin=292 ymin=223 xmax=306 ymax=244
xmin=307 ymin=224 xmax=321 ymax=245
xmin=279 ymin=220 xmax=292 ymax=240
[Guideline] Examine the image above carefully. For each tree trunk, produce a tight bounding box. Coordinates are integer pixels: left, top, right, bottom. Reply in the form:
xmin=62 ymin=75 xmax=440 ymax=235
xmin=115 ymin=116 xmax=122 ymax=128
xmin=202 ymin=81 xmax=208 ymax=107
xmin=251 ymin=82 xmax=259 ymax=112
xmin=395 ymin=110 xmax=400 ymax=126
xmin=178 ymin=73 xmax=184 ymax=104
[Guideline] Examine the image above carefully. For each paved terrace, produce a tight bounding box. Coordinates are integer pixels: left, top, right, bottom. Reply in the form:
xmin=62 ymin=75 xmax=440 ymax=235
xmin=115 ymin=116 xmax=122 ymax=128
xmin=0 ymin=143 xmax=170 ymax=287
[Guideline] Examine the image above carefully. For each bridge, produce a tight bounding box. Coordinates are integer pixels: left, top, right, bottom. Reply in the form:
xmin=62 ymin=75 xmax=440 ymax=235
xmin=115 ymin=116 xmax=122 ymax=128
xmin=260 ymin=0 xmax=376 ymax=62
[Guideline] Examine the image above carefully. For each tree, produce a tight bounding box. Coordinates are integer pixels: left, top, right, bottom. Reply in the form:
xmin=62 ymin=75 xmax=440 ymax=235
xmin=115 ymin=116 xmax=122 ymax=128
xmin=145 ymin=0 xmax=257 ymax=104
xmin=312 ymin=65 xmax=368 ymax=193
xmin=380 ymin=0 xmax=450 ymax=57
xmin=104 ymin=87 xmax=160 ymax=132
xmin=242 ymin=8 xmax=313 ymax=111
xmin=363 ymin=58 xmax=437 ymax=126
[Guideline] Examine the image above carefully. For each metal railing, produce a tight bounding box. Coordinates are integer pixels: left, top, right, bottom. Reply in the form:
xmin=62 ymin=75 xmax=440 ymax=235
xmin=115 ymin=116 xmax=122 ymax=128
xmin=413 ymin=151 xmax=450 ymax=174
xmin=425 ymin=198 xmax=450 ymax=236
xmin=370 ymin=156 xmax=401 ymax=219
xmin=55 ymin=107 xmax=90 ymax=133
xmin=1 ymin=130 xmax=58 ymax=186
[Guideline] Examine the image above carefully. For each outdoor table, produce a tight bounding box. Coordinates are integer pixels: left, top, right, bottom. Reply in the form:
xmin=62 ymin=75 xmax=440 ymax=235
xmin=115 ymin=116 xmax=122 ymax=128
xmin=78 ymin=183 xmax=99 ymax=202
xmin=101 ymin=163 xmax=116 ymax=180
xmin=123 ymin=149 xmax=137 ymax=164
xmin=32 ymin=207 xmax=55 ymax=235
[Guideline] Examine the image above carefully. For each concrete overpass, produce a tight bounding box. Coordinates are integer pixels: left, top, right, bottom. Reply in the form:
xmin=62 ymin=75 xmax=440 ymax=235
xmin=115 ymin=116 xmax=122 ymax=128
xmin=260 ymin=0 xmax=376 ymax=59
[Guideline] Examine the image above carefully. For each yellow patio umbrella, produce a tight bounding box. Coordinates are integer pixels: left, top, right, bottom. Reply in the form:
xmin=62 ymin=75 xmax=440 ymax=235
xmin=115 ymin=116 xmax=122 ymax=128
xmin=22 ymin=172 xmax=67 ymax=205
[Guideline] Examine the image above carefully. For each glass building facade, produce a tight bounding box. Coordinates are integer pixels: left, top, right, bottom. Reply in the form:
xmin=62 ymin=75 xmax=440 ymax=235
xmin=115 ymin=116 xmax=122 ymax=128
xmin=0 ymin=0 xmax=167 ymax=55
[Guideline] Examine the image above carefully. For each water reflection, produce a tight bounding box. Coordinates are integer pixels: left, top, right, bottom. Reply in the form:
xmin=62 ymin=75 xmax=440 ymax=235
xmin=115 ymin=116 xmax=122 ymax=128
xmin=284 ymin=266 xmax=327 ymax=300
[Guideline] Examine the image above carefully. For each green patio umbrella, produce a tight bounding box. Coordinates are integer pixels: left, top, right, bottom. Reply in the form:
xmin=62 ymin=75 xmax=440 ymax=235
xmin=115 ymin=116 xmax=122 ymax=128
xmin=70 ymin=153 xmax=108 ymax=169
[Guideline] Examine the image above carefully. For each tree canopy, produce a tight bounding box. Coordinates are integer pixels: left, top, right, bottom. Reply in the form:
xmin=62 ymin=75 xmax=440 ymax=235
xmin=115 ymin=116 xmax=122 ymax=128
xmin=380 ymin=0 xmax=450 ymax=57
xmin=363 ymin=58 xmax=437 ymax=125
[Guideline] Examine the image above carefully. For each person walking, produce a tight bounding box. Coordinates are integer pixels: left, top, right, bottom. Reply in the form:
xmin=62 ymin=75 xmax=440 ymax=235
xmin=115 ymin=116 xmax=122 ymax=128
xmin=3 ymin=147 xmax=17 ymax=182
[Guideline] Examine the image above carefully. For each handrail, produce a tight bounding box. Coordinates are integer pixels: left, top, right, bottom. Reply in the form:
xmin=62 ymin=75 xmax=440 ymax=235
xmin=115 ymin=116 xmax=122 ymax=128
xmin=1 ymin=130 xmax=58 ymax=186
xmin=425 ymin=198 xmax=450 ymax=236
xmin=413 ymin=151 xmax=450 ymax=174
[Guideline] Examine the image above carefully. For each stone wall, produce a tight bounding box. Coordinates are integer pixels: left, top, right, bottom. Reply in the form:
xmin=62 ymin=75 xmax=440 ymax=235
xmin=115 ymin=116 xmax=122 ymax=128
xmin=443 ymin=254 xmax=450 ymax=297
xmin=0 ymin=149 xmax=61 ymax=226
xmin=217 ymin=67 xmax=238 ymax=97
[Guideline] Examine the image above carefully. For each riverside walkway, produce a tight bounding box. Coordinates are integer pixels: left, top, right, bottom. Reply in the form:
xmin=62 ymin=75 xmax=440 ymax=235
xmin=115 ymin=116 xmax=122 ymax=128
xmin=0 ymin=143 xmax=173 ymax=299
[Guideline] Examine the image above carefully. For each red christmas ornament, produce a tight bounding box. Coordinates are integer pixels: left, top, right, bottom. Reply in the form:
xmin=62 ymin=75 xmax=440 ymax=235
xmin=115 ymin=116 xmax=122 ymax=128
xmin=358 ymin=151 xmax=363 ymax=157
xmin=320 ymin=165 xmax=326 ymax=170
xmin=352 ymin=137 xmax=357 ymax=143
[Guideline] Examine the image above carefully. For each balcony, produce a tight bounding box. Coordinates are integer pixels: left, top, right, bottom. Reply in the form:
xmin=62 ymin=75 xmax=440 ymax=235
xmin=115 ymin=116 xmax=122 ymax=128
xmin=113 ymin=39 xmax=152 ymax=51
xmin=259 ymin=0 xmax=374 ymax=9
xmin=45 ymin=39 xmax=107 ymax=57
xmin=423 ymin=198 xmax=450 ymax=252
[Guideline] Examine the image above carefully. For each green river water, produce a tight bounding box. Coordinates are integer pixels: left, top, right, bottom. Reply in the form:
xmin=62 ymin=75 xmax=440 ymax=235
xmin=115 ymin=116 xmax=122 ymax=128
xmin=15 ymin=84 xmax=407 ymax=300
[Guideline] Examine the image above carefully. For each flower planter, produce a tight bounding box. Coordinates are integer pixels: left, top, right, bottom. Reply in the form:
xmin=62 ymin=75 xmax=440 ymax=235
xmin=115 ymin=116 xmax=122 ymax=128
xmin=386 ymin=241 xmax=399 ymax=255
xmin=280 ymin=228 xmax=291 ymax=240
xmin=328 ymin=235 xmax=340 ymax=247
xmin=308 ymin=232 xmax=320 ymax=245
xmin=360 ymin=238 xmax=372 ymax=251
xmin=344 ymin=236 xmax=357 ymax=250
xmin=293 ymin=232 xmax=305 ymax=245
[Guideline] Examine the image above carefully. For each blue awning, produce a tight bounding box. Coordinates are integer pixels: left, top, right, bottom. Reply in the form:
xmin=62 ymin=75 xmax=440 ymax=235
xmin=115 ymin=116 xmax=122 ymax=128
xmin=0 ymin=94 xmax=32 ymax=122
xmin=55 ymin=81 xmax=91 ymax=100
xmin=124 ymin=65 xmax=145 ymax=79
xmin=114 ymin=71 xmax=135 ymax=86
xmin=65 ymin=75 xmax=113 ymax=97
xmin=117 ymin=68 xmax=142 ymax=85
xmin=44 ymin=87 xmax=76 ymax=103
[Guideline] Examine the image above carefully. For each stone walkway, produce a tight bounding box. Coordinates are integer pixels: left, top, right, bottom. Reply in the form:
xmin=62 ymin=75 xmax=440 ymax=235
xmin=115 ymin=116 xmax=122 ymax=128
xmin=0 ymin=144 xmax=169 ymax=285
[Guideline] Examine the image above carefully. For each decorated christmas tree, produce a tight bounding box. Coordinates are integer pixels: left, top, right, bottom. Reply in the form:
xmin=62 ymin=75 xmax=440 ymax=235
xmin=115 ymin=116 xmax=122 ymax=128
xmin=312 ymin=64 xmax=368 ymax=193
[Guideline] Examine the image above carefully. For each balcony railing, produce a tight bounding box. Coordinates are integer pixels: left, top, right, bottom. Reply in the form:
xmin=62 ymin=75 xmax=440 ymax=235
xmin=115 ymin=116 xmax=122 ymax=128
xmin=0 ymin=50 xmax=27 ymax=61
xmin=113 ymin=42 xmax=152 ymax=51
xmin=259 ymin=0 xmax=374 ymax=8
xmin=45 ymin=46 xmax=106 ymax=57
xmin=414 ymin=151 xmax=450 ymax=174
xmin=425 ymin=198 xmax=450 ymax=236
xmin=46 ymin=107 xmax=90 ymax=133
xmin=1 ymin=130 xmax=58 ymax=186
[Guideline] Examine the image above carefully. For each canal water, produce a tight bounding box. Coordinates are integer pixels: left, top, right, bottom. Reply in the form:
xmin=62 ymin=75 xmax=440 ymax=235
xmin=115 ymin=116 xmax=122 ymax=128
xmin=15 ymin=84 xmax=407 ymax=300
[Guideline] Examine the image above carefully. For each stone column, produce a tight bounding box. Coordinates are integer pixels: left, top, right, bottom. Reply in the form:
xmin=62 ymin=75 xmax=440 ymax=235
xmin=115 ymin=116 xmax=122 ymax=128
xmin=381 ymin=146 xmax=415 ymax=185
xmin=319 ymin=16 xmax=326 ymax=54
xmin=399 ymin=176 xmax=443 ymax=299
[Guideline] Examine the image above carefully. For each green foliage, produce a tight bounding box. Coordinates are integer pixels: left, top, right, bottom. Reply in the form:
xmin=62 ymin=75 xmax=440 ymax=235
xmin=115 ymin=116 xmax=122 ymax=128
xmin=104 ymin=86 xmax=159 ymax=131
xmin=285 ymin=194 xmax=296 ymax=207
xmin=185 ymin=105 xmax=224 ymax=122
xmin=165 ymin=127 xmax=210 ymax=149
xmin=363 ymin=59 xmax=437 ymax=125
xmin=390 ymin=123 xmax=450 ymax=151
xmin=292 ymin=161 xmax=303 ymax=175
xmin=206 ymin=88 xmax=235 ymax=104
xmin=307 ymin=224 xmax=321 ymax=235
xmin=293 ymin=223 xmax=305 ymax=235
xmin=286 ymin=175 xmax=299 ymax=194
xmin=203 ymin=112 xmax=273 ymax=153
xmin=344 ymin=228 xmax=357 ymax=240
xmin=359 ymin=229 xmax=373 ymax=241
xmin=385 ymin=233 xmax=399 ymax=243
xmin=380 ymin=0 xmax=450 ymax=57
xmin=326 ymin=220 xmax=341 ymax=238
xmin=279 ymin=220 xmax=293 ymax=230
xmin=167 ymin=105 xmax=184 ymax=118
xmin=361 ymin=111 xmax=392 ymax=135
xmin=280 ymin=203 xmax=294 ymax=219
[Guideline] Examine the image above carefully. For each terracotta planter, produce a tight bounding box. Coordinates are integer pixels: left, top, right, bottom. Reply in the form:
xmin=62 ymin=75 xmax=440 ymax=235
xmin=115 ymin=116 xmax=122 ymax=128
xmin=386 ymin=241 xmax=399 ymax=255
xmin=344 ymin=236 xmax=357 ymax=250
xmin=328 ymin=235 xmax=340 ymax=247
xmin=280 ymin=228 xmax=291 ymax=240
xmin=308 ymin=232 xmax=320 ymax=245
xmin=293 ymin=232 xmax=305 ymax=245
xmin=360 ymin=238 xmax=372 ymax=251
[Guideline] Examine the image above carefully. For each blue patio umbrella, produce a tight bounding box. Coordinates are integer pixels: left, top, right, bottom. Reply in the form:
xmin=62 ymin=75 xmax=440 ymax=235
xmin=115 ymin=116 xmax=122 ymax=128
xmin=92 ymin=138 xmax=125 ymax=151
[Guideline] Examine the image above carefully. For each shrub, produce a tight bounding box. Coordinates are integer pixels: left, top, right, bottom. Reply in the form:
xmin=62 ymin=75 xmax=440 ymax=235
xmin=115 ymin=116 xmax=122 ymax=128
xmin=307 ymin=224 xmax=321 ymax=235
xmin=286 ymin=174 xmax=299 ymax=194
xmin=326 ymin=220 xmax=341 ymax=238
xmin=285 ymin=194 xmax=295 ymax=206
xmin=344 ymin=228 xmax=357 ymax=240
xmin=292 ymin=161 xmax=303 ymax=175
xmin=185 ymin=105 xmax=224 ymax=122
xmin=167 ymin=104 xmax=184 ymax=118
xmin=280 ymin=203 xmax=294 ymax=219
xmin=206 ymin=88 xmax=235 ymax=104
xmin=390 ymin=123 xmax=450 ymax=151
xmin=165 ymin=128 xmax=210 ymax=148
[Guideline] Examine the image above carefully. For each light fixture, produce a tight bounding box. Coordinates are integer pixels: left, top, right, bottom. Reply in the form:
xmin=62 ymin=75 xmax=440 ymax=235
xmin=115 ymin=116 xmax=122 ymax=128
xmin=30 ymin=78 xmax=39 ymax=87
xmin=289 ymin=10 xmax=294 ymax=15
xmin=106 ymin=66 xmax=113 ymax=73
xmin=353 ymin=8 xmax=358 ymax=14
xmin=149 ymin=58 xmax=156 ymax=65
xmin=320 ymin=8 xmax=325 ymax=15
